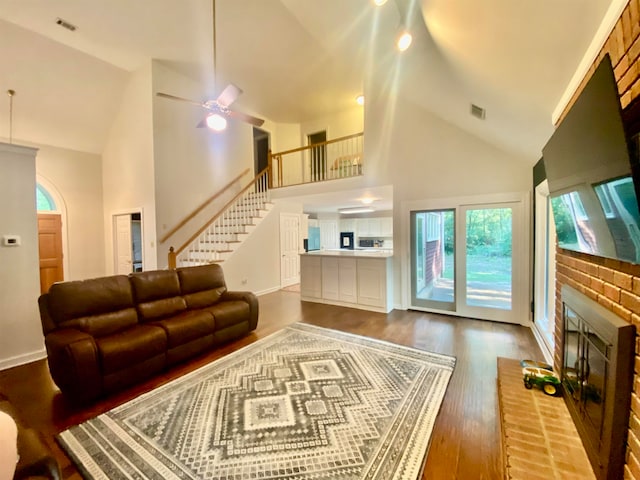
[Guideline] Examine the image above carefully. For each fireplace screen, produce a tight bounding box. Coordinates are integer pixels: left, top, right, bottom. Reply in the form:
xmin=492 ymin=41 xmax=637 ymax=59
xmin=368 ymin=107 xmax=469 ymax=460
xmin=560 ymin=285 xmax=634 ymax=480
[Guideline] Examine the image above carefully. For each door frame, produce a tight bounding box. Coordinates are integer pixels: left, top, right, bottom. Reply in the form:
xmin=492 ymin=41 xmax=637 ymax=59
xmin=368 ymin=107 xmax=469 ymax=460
xmin=400 ymin=191 xmax=531 ymax=326
xmin=36 ymin=175 xmax=69 ymax=281
xmin=112 ymin=208 xmax=145 ymax=274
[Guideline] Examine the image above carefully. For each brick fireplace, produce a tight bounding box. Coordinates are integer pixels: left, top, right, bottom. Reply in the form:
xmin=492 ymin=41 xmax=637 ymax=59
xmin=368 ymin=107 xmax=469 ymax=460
xmin=552 ymin=2 xmax=640 ymax=478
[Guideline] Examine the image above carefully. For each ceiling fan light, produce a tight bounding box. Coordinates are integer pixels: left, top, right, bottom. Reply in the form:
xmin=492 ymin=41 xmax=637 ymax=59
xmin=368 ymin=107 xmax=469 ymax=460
xmin=356 ymin=95 xmax=365 ymax=106
xmin=372 ymin=0 xmax=388 ymax=5
xmin=396 ymin=30 xmax=413 ymax=52
xmin=206 ymin=113 xmax=227 ymax=131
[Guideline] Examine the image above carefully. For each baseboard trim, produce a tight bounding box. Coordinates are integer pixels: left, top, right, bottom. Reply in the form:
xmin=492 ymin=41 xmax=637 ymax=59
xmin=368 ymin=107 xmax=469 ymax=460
xmin=0 ymin=348 xmax=47 ymax=371
xmin=256 ymin=286 xmax=281 ymax=296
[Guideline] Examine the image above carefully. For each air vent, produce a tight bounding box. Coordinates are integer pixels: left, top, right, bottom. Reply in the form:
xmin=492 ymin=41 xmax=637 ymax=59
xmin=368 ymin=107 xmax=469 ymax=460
xmin=470 ymin=103 xmax=486 ymax=120
xmin=55 ymin=17 xmax=77 ymax=32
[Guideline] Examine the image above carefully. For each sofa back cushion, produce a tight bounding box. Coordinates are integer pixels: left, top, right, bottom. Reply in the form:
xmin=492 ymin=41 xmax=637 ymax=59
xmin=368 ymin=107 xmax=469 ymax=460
xmin=130 ymin=269 xmax=186 ymax=321
xmin=46 ymin=275 xmax=138 ymax=337
xmin=177 ymin=264 xmax=227 ymax=309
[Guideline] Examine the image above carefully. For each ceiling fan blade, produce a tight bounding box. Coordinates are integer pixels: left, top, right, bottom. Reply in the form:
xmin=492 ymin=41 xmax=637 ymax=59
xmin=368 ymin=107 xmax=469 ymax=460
xmin=216 ymin=83 xmax=242 ymax=108
xmin=228 ymin=109 xmax=265 ymax=127
xmin=157 ymin=92 xmax=204 ymax=107
xmin=196 ymin=118 xmax=208 ymax=128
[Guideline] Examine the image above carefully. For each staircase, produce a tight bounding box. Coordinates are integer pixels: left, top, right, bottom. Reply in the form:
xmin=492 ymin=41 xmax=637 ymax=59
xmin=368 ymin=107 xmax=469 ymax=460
xmin=169 ymin=169 xmax=272 ymax=268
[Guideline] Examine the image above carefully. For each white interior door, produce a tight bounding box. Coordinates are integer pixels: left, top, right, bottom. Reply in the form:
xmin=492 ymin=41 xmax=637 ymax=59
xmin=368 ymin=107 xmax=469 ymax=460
xmin=114 ymin=214 xmax=133 ymax=274
xmin=280 ymin=213 xmax=300 ymax=287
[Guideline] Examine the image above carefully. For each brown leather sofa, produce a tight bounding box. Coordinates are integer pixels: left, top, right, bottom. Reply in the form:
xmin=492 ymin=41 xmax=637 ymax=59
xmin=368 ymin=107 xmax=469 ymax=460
xmin=38 ymin=264 xmax=258 ymax=403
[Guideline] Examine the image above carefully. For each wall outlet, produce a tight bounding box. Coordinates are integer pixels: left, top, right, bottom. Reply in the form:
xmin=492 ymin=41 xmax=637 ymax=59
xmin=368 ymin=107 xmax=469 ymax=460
xmin=2 ymin=235 xmax=21 ymax=246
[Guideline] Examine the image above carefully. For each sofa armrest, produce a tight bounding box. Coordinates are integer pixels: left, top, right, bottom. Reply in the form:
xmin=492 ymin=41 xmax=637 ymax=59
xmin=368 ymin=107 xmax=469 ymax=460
xmin=44 ymin=329 xmax=103 ymax=403
xmin=220 ymin=291 xmax=259 ymax=331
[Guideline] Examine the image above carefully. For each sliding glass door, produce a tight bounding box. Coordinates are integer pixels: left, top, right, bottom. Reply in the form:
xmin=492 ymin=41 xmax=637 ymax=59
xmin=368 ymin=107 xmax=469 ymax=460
xmin=410 ymin=200 xmax=525 ymax=324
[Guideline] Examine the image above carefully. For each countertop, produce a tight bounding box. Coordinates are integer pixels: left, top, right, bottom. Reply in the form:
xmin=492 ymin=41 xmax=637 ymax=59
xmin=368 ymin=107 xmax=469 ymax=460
xmin=300 ymin=249 xmax=393 ymax=258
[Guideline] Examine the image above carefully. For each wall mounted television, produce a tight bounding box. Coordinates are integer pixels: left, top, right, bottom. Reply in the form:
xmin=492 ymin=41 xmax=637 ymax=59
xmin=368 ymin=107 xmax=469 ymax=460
xmin=542 ymin=53 xmax=640 ymax=264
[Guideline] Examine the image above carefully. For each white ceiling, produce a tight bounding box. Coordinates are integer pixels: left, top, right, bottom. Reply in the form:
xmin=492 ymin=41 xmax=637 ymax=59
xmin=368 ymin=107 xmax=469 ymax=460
xmin=0 ymin=0 xmax=614 ymax=208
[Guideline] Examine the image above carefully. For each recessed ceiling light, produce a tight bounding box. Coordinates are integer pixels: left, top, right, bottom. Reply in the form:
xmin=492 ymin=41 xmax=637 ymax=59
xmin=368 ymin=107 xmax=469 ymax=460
xmin=396 ymin=30 xmax=412 ymax=52
xmin=356 ymin=95 xmax=365 ymax=106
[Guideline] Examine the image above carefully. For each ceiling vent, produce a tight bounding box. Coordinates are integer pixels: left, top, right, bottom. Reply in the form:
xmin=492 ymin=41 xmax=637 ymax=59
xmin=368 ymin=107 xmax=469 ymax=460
xmin=55 ymin=18 xmax=77 ymax=32
xmin=470 ymin=103 xmax=486 ymax=120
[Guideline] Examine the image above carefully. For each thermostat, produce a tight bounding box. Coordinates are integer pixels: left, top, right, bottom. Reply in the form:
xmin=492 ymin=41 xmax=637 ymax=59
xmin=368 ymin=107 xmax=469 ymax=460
xmin=3 ymin=235 xmax=21 ymax=246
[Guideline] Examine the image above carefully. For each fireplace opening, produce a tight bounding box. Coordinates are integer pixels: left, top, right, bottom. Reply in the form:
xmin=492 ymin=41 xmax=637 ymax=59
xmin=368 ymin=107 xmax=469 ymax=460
xmin=560 ymin=285 xmax=635 ymax=480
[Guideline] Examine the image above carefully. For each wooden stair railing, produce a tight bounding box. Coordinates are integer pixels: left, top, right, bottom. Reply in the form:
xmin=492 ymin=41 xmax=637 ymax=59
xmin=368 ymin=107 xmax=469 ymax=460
xmin=168 ymin=168 xmax=270 ymax=269
xmin=160 ymin=168 xmax=250 ymax=244
xmin=268 ymin=132 xmax=363 ymax=188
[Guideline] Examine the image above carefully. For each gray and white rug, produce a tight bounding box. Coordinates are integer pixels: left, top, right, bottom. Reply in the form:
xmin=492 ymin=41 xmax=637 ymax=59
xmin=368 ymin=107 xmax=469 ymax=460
xmin=58 ymin=323 xmax=455 ymax=480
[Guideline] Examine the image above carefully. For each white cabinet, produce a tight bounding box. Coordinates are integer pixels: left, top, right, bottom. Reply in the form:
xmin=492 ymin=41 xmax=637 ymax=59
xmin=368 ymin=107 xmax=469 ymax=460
xmin=319 ymin=219 xmax=339 ymax=250
xmin=338 ymin=258 xmax=357 ymax=303
xmin=380 ymin=217 xmax=393 ymax=236
xmin=355 ymin=217 xmax=392 ymax=237
xmin=300 ymin=253 xmax=392 ymax=312
xmin=300 ymin=256 xmax=322 ymax=299
xmin=321 ymin=257 xmax=340 ymax=300
xmin=321 ymin=257 xmax=357 ymax=302
xmin=340 ymin=218 xmax=356 ymax=233
xmin=357 ymin=258 xmax=388 ymax=308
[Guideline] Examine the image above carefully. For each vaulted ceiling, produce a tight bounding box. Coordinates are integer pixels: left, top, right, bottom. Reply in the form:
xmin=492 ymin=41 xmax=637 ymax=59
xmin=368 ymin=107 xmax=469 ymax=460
xmin=0 ymin=0 xmax=613 ymax=158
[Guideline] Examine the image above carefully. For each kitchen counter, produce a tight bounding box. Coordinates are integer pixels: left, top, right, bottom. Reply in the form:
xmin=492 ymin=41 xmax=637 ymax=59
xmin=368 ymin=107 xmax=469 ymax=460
xmin=301 ymin=249 xmax=393 ymax=258
xmin=299 ymin=250 xmax=393 ymax=313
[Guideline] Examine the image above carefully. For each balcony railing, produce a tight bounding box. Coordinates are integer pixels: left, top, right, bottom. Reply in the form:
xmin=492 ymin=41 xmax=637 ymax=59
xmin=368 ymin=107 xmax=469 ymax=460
xmin=269 ymin=132 xmax=363 ymax=188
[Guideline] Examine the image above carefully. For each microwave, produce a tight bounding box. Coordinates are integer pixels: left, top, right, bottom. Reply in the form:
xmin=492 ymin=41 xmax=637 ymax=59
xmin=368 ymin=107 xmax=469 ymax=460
xmin=359 ymin=239 xmax=374 ymax=248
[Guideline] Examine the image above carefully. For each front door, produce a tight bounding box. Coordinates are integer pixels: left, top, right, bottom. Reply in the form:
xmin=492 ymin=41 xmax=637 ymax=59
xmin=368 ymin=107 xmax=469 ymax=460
xmin=38 ymin=213 xmax=64 ymax=293
xmin=280 ymin=213 xmax=300 ymax=287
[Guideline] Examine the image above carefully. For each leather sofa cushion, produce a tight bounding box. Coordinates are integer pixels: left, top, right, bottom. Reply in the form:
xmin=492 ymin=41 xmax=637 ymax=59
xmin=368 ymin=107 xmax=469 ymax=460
xmin=47 ymin=275 xmax=137 ymax=335
xmin=130 ymin=270 xmax=186 ymax=321
xmin=177 ymin=264 xmax=227 ymax=308
xmin=151 ymin=310 xmax=215 ymax=348
xmin=96 ymin=325 xmax=167 ymax=374
xmin=60 ymin=308 xmax=139 ymax=338
xmin=205 ymin=301 xmax=250 ymax=330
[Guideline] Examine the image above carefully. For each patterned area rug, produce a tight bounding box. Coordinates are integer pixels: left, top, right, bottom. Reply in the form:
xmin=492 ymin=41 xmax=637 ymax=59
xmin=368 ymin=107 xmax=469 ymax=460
xmin=58 ymin=323 xmax=455 ymax=480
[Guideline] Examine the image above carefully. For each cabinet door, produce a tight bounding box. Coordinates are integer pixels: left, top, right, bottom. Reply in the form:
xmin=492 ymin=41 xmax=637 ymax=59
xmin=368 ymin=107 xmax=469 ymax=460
xmin=356 ymin=218 xmax=369 ymax=236
xmin=300 ymin=256 xmax=322 ymax=298
xmin=357 ymin=259 xmax=386 ymax=307
xmin=380 ymin=217 xmax=393 ymax=236
xmin=338 ymin=258 xmax=357 ymax=303
xmin=321 ymin=257 xmax=340 ymax=300
xmin=368 ymin=218 xmax=381 ymax=236
xmin=340 ymin=218 xmax=356 ymax=233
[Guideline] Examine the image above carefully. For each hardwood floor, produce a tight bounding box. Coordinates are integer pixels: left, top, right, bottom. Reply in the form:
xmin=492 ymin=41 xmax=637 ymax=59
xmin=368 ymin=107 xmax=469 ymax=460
xmin=0 ymin=290 xmax=543 ymax=479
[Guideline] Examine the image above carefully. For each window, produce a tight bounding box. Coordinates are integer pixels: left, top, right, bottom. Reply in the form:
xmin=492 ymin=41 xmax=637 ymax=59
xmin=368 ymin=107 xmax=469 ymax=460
xmin=36 ymin=183 xmax=56 ymax=211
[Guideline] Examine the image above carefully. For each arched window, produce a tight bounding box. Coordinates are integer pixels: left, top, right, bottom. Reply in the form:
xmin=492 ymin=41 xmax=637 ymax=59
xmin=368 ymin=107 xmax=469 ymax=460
xmin=36 ymin=183 xmax=56 ymax=211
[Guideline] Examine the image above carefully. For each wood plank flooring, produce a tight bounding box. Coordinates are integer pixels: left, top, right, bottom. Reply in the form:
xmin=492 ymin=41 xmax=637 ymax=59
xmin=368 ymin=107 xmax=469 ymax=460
xmin=0 ymin=289 xmax=544 ymax=479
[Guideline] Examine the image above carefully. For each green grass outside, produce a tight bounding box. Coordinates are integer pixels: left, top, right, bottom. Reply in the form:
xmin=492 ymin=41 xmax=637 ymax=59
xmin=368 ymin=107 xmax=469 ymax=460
xmin=442 ymin=253 xmax=511 ymax=284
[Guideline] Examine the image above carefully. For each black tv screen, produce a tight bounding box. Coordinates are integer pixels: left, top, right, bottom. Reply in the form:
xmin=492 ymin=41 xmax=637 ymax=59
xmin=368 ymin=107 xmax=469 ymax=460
xmin=543 ymin=54 xmax=640 ymax=264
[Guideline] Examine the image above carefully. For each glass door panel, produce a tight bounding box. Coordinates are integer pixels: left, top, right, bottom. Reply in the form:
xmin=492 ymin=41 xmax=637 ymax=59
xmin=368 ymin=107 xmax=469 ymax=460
xmin=464 ymin=207 xmax=512 ymax=310
xmin=411 ymin=209 xmax=455 ymax=311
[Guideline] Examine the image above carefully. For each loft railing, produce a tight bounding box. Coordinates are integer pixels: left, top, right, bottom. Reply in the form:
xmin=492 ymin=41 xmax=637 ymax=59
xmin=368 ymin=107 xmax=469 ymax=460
xmin=268 ymin=132 xmax=363 ymax=188
xmin=159 ymin=168 xmax=249 ymax=244
xmin=168 ymin=168 xmax=270 ymax=268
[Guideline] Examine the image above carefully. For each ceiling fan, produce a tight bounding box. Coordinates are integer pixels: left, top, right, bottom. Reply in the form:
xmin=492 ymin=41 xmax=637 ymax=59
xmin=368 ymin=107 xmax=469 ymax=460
xmin=155 ymin=0 xmax=264 ymax=130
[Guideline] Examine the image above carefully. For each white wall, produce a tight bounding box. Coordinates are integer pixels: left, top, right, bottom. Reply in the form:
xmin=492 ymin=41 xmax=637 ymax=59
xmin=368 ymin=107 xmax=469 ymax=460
xmin=0 ymin=143 xmax=45 ymax=369
xmin=364 ymin=91 xmax=532 ymax=307
xmin=103 ymin=63 xmax=157 ymax=275
xmin=35 ymin=144 xmax=106 ymax=280
xmin=300 ymin=106 xmax=364 ymax=141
